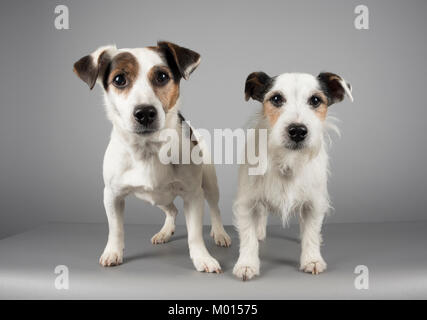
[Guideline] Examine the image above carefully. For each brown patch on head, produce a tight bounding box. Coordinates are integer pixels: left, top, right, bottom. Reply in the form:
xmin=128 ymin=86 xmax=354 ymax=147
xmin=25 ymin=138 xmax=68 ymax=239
xmin=106 ymin=52 xmax=139 ymax=95
xmin=313 ymin=91 xmax=328 ymax=121
xmin=263 ymin=100 xmax=281 ymax=127
xmin=262 ymin=90 xmax=285 ymax=127
xmin=148 ymin=65 xmax=180 ymax=111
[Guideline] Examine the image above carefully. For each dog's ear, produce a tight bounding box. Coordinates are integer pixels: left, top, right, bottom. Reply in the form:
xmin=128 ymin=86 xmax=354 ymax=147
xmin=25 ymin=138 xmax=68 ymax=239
xmin=317 ymin=72 xmax=353 ymax=106
xmin=157 ymin=41 xmax=201 ymax=80
xmin=244 ymin=71 xmax=272 ymax=102
xmin=73 ymin=45 xmax=117 ymax=89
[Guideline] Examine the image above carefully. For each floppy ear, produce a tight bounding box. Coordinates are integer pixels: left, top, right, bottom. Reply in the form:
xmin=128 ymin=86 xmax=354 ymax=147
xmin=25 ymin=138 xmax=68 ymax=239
xmin=157 ymin=41 xmax=201 ymax=80
xmin=317 ymin=72 xmax=353 ymax=106
xmin=244 ymin=71 xmax=272 ymax=102
xmin=73 ymin=45 xmax=117 ymax=89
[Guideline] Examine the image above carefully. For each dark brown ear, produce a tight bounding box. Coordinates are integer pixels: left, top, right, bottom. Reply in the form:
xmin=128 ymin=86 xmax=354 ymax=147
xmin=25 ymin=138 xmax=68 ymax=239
xmin=244 ymin=71 xmax=272 ymax=102
xmin=317 ymin=72 xmax=353 ymax=106
xmin=157 ymin=41 xmax=201 ymax=80
xmin=73 ymin=45 xmax=116 ymax=89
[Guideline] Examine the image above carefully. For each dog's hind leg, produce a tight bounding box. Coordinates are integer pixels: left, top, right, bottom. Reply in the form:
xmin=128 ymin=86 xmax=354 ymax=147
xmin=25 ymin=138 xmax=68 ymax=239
xmin=202 ymin=164 xmax=231 ymax=247
xmin=151 ymin=203 xmax=178 ymax=244
xmin=299 ymin=202 xmax=327 ymax=275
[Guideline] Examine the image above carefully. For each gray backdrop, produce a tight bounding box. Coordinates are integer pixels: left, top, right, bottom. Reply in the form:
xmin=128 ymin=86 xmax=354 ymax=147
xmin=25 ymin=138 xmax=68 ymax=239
xmin=1 ymin=0 xmax=426 ymax=239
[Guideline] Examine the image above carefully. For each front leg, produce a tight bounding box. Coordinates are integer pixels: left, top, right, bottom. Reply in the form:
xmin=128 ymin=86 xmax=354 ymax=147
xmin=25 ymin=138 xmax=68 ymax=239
xmin=184 ymin=188 xmax=221 ymax=273
xmin=233 ymin=202 xmax=260 ymax=281
xmin=299 ymin=202 xmax=327 ymax=274
xmin=99 ymin=187 xmax=125 ymax=267
xmin=254 ymin=203 xmax=268 ymax=241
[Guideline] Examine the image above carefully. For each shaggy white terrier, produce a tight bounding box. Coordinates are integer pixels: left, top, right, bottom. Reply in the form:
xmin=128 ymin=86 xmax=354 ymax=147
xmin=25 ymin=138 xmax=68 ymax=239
xmin=233 ymin=71 xmax=353 ymax=280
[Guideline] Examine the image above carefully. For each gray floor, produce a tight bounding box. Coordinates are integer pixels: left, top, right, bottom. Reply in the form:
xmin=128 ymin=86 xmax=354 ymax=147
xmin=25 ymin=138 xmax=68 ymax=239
xmin=1 ymin=222 xmax=426 ymax=299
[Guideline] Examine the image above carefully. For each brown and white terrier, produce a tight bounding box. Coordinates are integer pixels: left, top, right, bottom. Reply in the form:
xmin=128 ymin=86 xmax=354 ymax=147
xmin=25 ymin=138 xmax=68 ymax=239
xmin=73 ymin=41 xmax=231 ymax=273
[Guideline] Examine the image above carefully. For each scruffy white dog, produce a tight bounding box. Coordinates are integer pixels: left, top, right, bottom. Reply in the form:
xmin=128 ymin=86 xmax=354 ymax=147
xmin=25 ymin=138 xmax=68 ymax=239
xmin=73 ymin=41 xmax=230 ymax=273
xmin=233 ymin=71 xmax=353 ymax=280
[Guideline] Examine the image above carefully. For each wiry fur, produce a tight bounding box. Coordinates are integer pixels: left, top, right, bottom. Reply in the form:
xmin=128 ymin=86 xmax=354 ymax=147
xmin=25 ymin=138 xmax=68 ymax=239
xmin=233 ymin=72 xmax=352 ymax=280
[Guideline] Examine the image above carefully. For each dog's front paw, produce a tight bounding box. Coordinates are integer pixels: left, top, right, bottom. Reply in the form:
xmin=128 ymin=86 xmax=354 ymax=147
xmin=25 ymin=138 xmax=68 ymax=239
xmin=210 ymin=228 xmax=232 ymax=247
xmin=99 ymin=249 xmax=123 ymax=267
xmin=233 ymin=263 xmax=259 ymax=281
xmin=192 ymin=255 xmax=222 ymax=273
xmin=300 ymin=259 xmax=327 ymax=275
xmin=151 ymin=230 xmax=173 ymax=244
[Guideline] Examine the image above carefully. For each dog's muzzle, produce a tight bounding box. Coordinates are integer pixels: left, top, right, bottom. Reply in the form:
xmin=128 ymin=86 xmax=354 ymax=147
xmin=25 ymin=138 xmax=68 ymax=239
xmin=286 ymin=123 xmax=308 ymax=149
xmin=133 ymin=105 xmax=158 ymax=134
xmin=287 ymin=123 xmax=307 ymax=142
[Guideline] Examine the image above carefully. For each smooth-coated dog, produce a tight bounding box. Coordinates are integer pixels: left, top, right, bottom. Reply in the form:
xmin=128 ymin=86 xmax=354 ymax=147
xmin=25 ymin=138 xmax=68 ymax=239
xmin=233 ymin=71 xmax=353 ymax=280
xmin=73 ymin=41 xmax=230 ymax=273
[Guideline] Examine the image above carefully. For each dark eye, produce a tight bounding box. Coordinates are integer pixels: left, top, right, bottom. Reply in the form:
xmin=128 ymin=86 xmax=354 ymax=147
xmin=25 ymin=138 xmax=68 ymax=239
xmin=112 ymin=74 xmax=127 ymax=88
xmin=155 ymin=71 xmax=170 ymax=85
xmin=269 ymin=94 xmax=284 ymax=107
xmin=309 ymin=95 xmax=322 ymax=108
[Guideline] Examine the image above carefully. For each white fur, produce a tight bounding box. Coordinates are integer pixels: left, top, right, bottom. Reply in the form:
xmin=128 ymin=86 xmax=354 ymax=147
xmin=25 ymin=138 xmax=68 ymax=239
xmin=82 ymin=46 xmax=231 ymax=272
xmin=233 ymin=73 xmax=351 ymax=280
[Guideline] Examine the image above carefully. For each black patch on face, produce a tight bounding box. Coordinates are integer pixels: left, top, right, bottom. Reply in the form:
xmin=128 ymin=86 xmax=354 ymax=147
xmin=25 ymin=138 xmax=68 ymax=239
xmin=317 ymin=72 xmax=350 ymax=106
xmin=244 ymin=72 xmax=275 ymax=102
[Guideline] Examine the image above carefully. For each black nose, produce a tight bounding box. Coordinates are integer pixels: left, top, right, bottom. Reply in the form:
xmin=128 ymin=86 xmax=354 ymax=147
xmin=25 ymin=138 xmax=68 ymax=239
xmin=133 ymin=105 xmax=157 ymax=126
xmin=288 ymin=124 xmax=308 ymax=143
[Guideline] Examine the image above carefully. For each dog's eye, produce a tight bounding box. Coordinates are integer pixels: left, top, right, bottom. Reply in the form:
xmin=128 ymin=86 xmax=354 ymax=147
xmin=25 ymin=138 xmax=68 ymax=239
xmin=270 ymin=94 xmax=284 ymax=107
xmin=154 ymin=71 xmax=170 ymax=85
xmin=309 ymin=95 xmax=322 ymax=108
xmin=112 ymin=74 xmax=127 ymax=88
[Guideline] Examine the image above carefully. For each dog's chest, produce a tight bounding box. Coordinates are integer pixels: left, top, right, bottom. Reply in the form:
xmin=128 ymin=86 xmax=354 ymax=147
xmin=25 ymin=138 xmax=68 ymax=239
xmin=260 ymin=169 xmax=304 ymax=215
xmin=120 ymin=158 xmax=182 ymax=205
